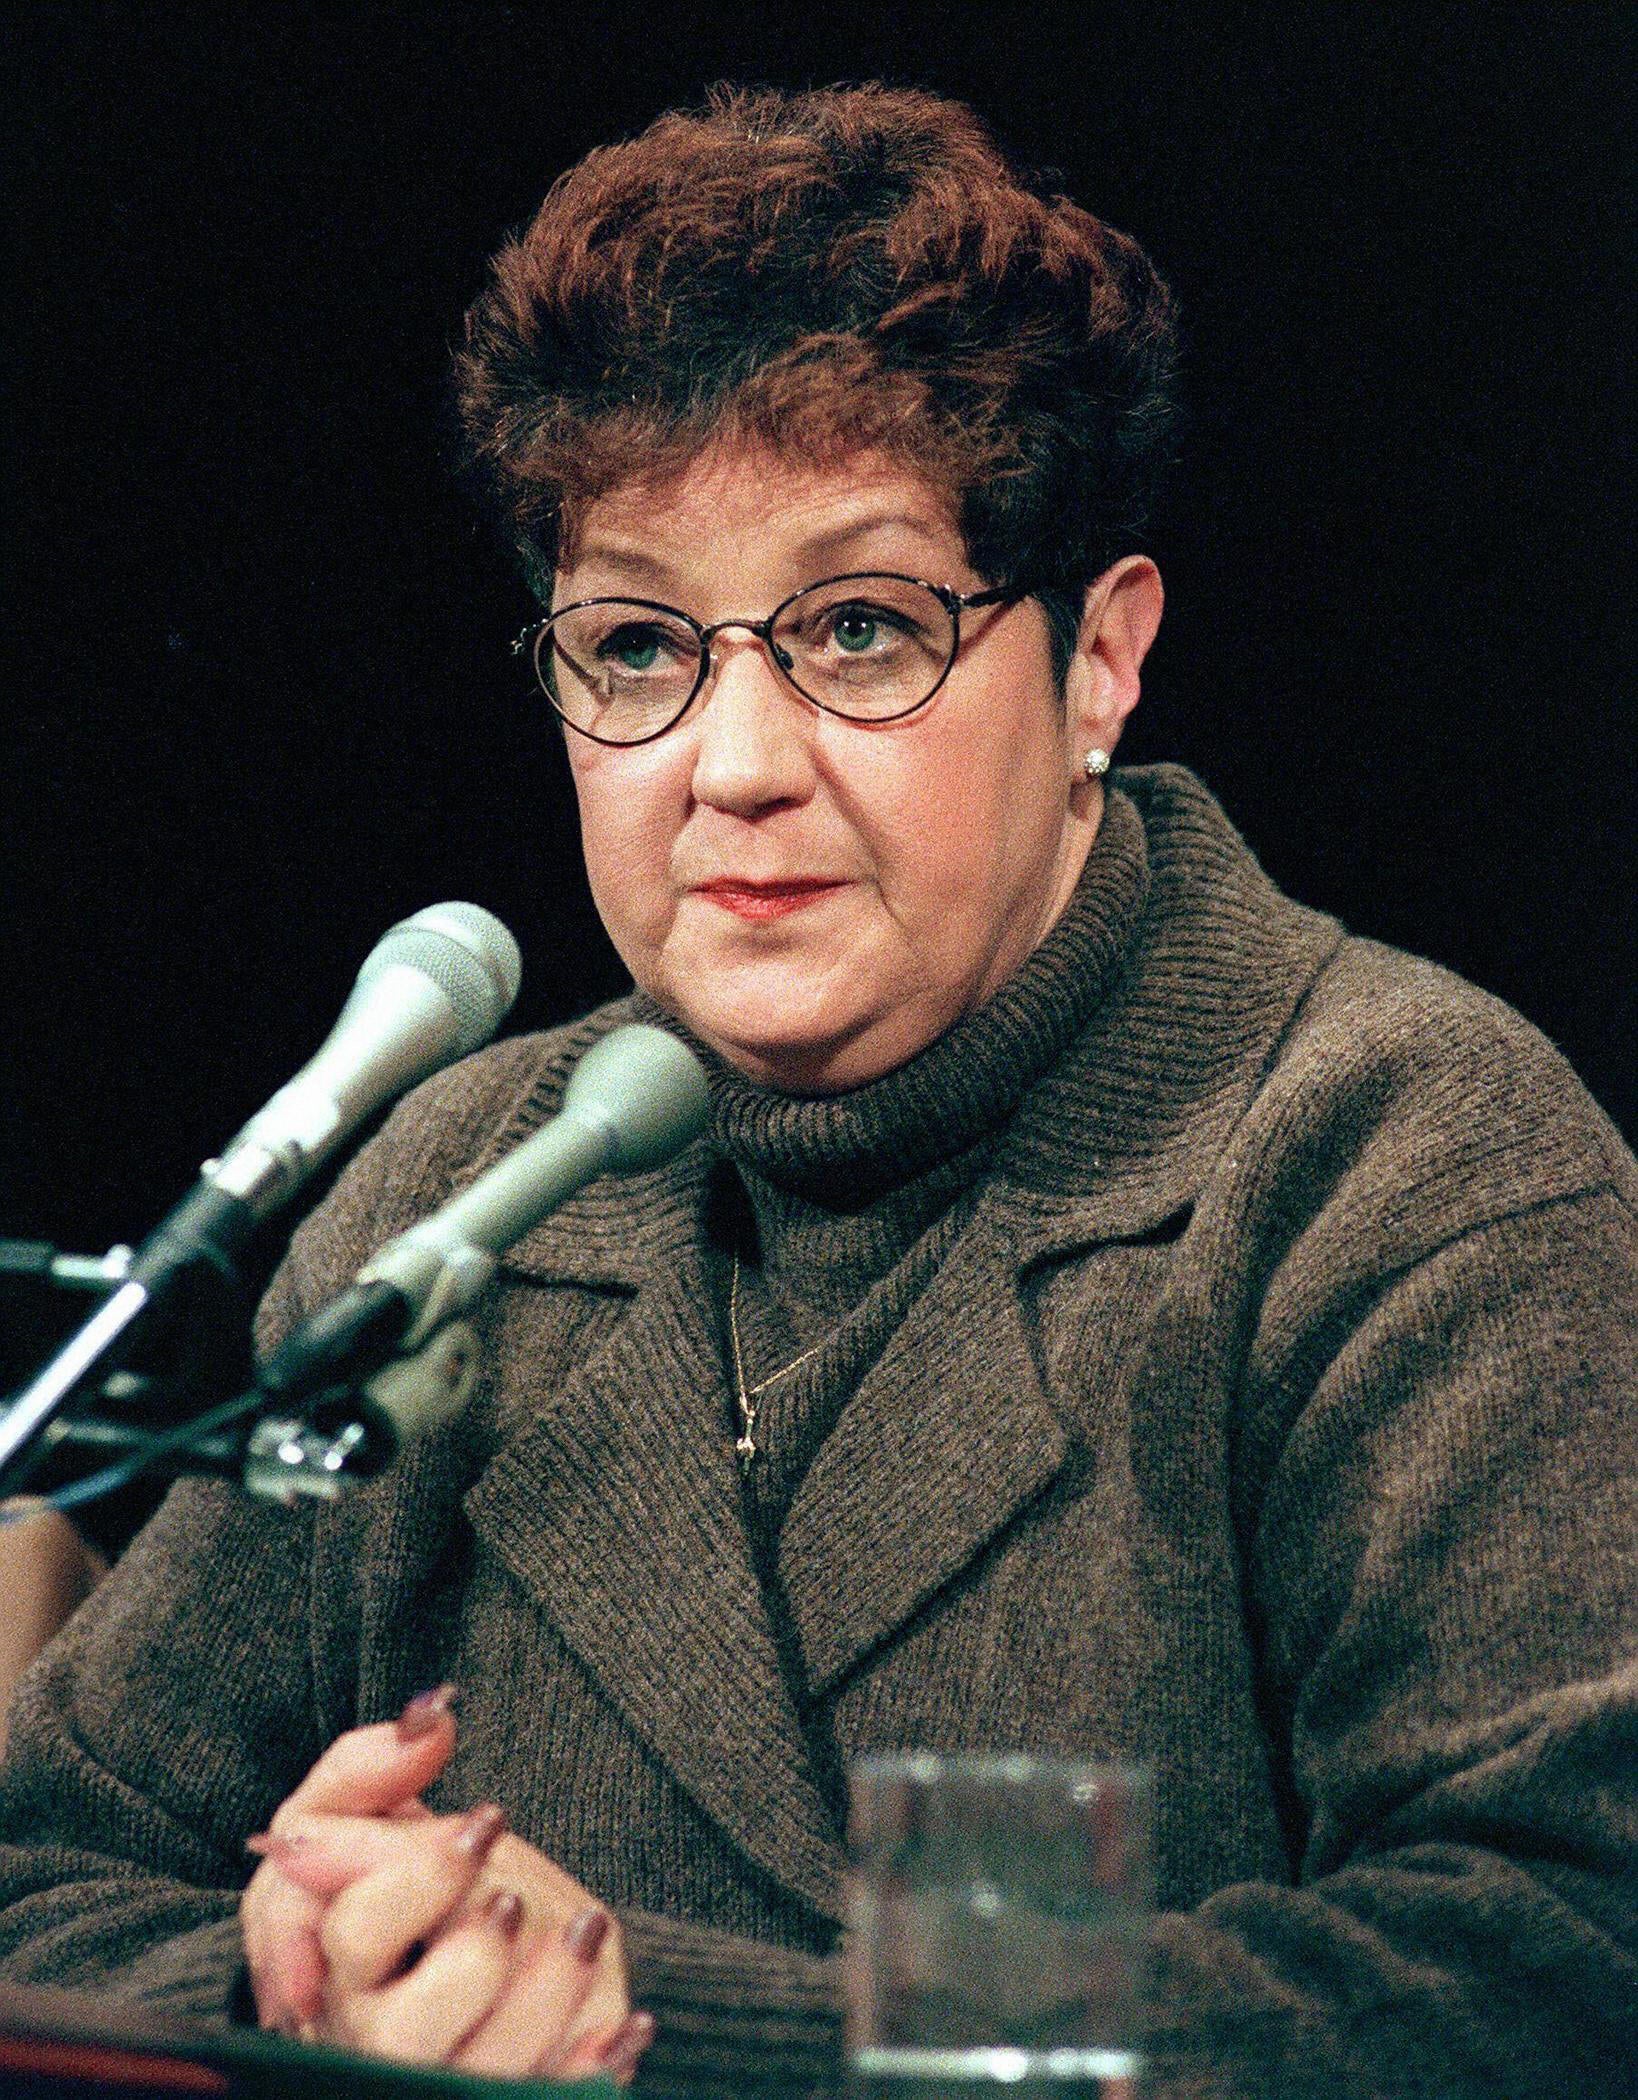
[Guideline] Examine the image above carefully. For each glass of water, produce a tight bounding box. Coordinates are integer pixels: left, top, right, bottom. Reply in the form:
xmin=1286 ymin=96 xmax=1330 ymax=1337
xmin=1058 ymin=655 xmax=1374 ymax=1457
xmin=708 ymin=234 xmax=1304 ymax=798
xmin=844 ymin=1753 xmax=1152 ymax=2097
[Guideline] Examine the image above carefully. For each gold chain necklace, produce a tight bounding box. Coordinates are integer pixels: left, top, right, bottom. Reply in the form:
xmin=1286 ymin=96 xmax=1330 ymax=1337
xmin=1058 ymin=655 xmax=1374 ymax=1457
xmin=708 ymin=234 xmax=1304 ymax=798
xmin=728 ymin=1253 xmax=826 ymax=1473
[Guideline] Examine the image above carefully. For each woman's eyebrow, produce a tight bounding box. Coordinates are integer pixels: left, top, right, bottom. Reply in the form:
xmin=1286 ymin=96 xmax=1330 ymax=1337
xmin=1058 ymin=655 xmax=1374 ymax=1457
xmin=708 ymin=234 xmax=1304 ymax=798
xmin=569 ymin=542 xmax=676 ymax=586
xmin=796 ymin=512 xmax=955 ymax=563
xmin=571 ymin=511 xmax=956 ymax=587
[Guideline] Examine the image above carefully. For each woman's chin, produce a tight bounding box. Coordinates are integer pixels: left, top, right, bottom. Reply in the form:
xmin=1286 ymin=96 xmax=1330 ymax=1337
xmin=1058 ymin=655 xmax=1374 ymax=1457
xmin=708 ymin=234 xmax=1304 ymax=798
xmin=691 ymin=1013 xmax=864 ymax=1094
xmin=638 ymin=982 xmax=856 ymax=1092
xmin=670 ymin=996 xmax=938 ymax=1095
xmin=637 ymin=943 xmax=946 ymax=1093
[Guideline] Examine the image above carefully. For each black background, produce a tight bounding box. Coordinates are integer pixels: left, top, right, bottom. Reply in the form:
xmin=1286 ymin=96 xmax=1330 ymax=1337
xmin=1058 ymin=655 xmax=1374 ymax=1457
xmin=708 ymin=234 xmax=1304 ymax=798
xmin=4 ymin=2 xmax=1633 ymax=1276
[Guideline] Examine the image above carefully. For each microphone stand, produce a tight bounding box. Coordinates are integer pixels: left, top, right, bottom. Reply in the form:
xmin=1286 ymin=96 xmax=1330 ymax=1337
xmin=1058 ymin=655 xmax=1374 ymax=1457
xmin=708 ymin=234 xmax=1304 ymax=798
xmin=4 ymin=1255 xmax=478 ymax=1512
xmin=4 ymin=1023 xmax=707 ymax=1514
xmin=0 ymin=1239 xmax=138 ymax=1291
xmin=0 ymin=1237 xmax=255 ymax=1505
xmin=0 ymin=1190 xmax=264 ymax=1492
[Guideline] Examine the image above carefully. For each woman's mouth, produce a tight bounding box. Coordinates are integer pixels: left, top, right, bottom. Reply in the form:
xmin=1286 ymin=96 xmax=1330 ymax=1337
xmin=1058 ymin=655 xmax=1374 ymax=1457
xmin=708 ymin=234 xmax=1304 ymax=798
xmin=692 ymin=878 xmax=845 ymax=921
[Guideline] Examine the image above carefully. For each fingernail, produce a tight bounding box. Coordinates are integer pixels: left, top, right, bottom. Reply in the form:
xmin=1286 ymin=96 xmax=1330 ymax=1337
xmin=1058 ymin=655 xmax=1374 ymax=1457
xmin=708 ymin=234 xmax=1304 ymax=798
xmin=484 ymin=1888 xmax=525 ymax=1940
xmin=245 ymin=1830 xmax=304 ymax=1859
xmin=564 ymin=1904 xmax=610 ymax=1963
xmin=600 ymin=2010 xmax=656 ymax=2074
xmin=395 ymin=1683 xmax=459 ymax=1740
xmin=451 ymin=1801 xmax=507 ymax=1858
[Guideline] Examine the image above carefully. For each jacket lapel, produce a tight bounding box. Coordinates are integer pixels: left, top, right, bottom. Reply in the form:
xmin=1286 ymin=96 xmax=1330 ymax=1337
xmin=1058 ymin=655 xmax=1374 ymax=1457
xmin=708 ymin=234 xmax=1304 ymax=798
xmin=777 ymin=1157 xmax=1213 ymax=1704
xmin=777 ymin=1200 xmax=1069 ymax=1701
xmin=463 ymin=1227 xmax=847 ymax=1923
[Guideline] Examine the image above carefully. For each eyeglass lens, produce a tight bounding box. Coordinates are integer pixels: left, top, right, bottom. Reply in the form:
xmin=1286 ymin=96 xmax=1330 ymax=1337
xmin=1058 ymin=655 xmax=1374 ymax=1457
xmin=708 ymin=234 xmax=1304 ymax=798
xmin=537 ymin=575 xmax=960 ymax=742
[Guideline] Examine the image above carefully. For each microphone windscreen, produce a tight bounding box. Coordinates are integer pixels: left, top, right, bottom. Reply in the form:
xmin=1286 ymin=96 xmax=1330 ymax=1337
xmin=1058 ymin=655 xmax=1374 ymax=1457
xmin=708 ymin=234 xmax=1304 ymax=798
xmin=357 ymin=904 xmax=522 ymax=1054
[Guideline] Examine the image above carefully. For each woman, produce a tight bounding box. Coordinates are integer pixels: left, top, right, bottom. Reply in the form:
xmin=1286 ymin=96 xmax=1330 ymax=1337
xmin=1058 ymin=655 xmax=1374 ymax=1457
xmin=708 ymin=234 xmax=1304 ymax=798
xmin=1 ymin=84 xmax=1633 ymax=2096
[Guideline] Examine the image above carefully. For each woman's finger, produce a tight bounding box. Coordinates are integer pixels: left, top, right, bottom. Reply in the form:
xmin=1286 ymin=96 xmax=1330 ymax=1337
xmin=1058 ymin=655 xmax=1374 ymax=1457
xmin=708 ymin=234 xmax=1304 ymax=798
xmin=452 ymin=1915 xmax=603 ymax=2078
xmin=332 ymin=1889 xmax=526 ymax=2066
xmin=586 ymin=2010 xmax=658 ymax=2088
xmin=249 ymin=1801 xmax=482 ymax=1900
xmin=239 ymin=1858 xmax=326 ymax=2032
xmin=475 ymin=1904 xmax=632 ymax=2081
xmin=457 ymin=1846 xmax=632 ymax=2060
xmin=273 ymin=1684 xmax=459 ymax=1825
xmin=546 ymin=2018 xmax=632 ymax=2085
xmin=478 ymin=1830 xmax=614 ymax=1935
xmin=317 ymin=1806 xmax=507 ymax=1998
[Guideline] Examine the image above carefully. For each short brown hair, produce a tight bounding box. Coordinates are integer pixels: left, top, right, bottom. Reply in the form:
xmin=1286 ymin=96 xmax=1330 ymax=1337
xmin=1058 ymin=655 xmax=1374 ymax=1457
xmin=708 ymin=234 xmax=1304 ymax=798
xmin=456 ymin=83 xmax=1180 ymax=654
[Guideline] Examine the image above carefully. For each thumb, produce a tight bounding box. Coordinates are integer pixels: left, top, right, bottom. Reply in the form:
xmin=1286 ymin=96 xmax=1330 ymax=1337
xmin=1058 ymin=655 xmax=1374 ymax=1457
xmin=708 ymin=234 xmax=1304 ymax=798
xmin=275 ymin=1684 xmax=459 ymax=1820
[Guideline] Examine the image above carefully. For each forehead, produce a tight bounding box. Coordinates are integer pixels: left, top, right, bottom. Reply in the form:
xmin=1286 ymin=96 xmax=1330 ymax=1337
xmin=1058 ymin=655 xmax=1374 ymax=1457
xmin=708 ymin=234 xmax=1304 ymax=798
xmin=562 ymin=443 xmax=966 ymax=582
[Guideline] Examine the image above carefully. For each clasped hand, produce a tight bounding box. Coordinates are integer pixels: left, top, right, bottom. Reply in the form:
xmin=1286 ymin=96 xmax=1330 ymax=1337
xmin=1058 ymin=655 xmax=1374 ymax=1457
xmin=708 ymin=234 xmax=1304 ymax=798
xmin=240 ymin=1685 xmax=652 ymax=2083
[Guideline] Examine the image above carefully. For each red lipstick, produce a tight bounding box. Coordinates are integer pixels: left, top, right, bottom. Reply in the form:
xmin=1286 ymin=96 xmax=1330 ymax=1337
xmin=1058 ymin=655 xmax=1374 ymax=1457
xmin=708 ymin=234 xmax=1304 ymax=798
xmin=693 ymin=878 xmax=843 ymax=921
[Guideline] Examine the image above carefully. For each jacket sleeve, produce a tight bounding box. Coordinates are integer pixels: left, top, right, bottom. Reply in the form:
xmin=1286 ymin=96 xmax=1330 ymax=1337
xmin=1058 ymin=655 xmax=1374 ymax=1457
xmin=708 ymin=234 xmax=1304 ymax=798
xmin=1143 ymin=1182 xmax=1638 ymax=2097
xmin=622 ymin=1911 xmax=838 ymax=2096
xmin=0 ymin=1474 xmax=322 ymax=2016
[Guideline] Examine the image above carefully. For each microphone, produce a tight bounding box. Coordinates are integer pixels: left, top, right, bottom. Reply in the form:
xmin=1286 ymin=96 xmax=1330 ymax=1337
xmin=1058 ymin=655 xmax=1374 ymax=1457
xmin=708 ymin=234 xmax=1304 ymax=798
xmin=203 ymin=901 xmax=522 ymax=1219
xmin=0 ymin=904 xmax=522 ymax=1482
xmin=254 ymin=1023 xmax=711 ymax=1423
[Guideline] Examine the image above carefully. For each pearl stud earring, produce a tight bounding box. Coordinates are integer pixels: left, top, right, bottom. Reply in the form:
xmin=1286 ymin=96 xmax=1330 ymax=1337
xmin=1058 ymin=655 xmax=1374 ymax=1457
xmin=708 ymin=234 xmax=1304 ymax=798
xmin=1083 ymin=748 xmax=1111 ymax=779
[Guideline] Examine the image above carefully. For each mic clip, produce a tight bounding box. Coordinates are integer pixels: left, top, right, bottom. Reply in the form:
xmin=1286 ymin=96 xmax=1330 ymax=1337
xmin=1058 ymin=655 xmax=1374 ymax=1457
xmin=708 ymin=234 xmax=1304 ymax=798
xmin=363 ymin=1237 xmax=498 ymax=1353
xmin=242 ymin=1321 xmax=480 ymax=1505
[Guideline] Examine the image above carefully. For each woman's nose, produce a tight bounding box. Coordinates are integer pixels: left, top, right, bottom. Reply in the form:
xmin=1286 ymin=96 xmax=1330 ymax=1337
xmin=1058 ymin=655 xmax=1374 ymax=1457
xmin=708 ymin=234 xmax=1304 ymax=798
xmin=688 ymin=631 xmax=816 ymax=813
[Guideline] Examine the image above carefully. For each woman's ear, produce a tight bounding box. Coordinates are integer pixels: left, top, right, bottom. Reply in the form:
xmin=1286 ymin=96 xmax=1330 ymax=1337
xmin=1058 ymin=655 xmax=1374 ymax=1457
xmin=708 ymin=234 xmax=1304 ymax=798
xmin=1064 ymin=556 xmax=1164 ymax=762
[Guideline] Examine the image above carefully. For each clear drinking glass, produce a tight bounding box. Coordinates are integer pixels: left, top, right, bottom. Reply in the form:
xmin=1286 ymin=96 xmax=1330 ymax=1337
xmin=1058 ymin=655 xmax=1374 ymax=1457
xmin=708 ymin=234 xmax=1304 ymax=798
xmin=844 ymin=1753 xmax=1152 ymax=2098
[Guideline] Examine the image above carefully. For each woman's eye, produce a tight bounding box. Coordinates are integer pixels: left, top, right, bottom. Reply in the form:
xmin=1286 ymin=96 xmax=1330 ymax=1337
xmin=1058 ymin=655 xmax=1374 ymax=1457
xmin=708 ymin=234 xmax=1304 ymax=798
xmin=600 ymin=625 xmax=667 ymax=672
xmin=817 ymin=602 xmax=917 ymax=658
xmin=831 ymin=606 xmax=883 ymax=653
xmin=600 ymin=625 xmax=659 ymax=667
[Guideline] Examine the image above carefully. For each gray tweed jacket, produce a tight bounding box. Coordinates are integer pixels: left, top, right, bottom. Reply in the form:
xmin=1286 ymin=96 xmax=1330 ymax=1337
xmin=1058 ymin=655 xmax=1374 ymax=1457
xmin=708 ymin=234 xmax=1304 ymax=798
xmin=0 ymin=770 xmax=1633 ymax=2097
